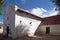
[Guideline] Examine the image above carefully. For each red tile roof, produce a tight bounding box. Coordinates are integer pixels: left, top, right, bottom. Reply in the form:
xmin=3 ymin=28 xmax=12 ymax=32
xmin=40 ymin=15 xmax=60 ymax=25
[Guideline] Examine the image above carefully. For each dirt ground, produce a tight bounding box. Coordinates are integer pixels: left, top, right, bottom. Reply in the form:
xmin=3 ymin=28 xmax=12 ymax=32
xmin=0 ymin=34 xmax=60 ymax=40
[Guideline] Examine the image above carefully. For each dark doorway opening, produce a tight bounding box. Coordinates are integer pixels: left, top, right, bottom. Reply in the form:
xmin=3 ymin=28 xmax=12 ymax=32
xmin=6 ymin=26 xmax=9 ymax=37
xmin=46 ymin=27 xmax=50 ymax=34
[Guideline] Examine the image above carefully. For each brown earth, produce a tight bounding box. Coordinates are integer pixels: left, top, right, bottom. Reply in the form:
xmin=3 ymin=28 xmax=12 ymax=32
xmin=0 ymin=33 xmax=60 ymax=40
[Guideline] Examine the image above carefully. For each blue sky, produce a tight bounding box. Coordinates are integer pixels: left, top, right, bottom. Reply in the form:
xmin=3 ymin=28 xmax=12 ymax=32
xmin=0 ymin=0 xmax=58 ymax=22
xmin=4 ymin=0 xmax=54 ymax=10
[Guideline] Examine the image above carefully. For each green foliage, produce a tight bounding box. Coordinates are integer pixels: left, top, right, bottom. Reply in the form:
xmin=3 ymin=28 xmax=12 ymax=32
xmin=0 ymin=23 xmax=3 ymax=29
xmin=0 ymin=26 xmax=1 ymax=29
xmin=51 ymin=0 xmax=60 ymax=9
xmin=0 ymin=0 xmax=4 ymax=15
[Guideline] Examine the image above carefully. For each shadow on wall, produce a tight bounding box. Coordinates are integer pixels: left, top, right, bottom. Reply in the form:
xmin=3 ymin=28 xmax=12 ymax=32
xmin=15 ymin=23 xmax=30 ymax=37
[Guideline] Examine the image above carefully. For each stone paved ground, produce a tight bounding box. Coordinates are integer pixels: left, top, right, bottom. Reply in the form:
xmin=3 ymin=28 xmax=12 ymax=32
xmin=0 ymin=34 xmax=60 ymax=40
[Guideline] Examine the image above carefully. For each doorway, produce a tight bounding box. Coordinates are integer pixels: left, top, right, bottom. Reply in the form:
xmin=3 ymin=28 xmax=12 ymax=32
xmin=6 ymin=26 xmax=9 ymax=36
xmin=46 ymin=27 xmax=50 ymax=34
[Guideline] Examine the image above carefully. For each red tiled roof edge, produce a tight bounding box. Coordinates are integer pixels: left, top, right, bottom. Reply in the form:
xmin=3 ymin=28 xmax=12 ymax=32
xmin=40 ymin=15 xmax=60 ymax=26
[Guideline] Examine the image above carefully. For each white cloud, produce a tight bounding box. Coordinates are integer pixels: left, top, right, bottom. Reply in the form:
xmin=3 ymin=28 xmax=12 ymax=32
xmin=30 ymin=7 xmax=58 ymax=18
xmin=31 ymin=7 xmax=47 ymax=16
xmin=49 ymin=10 xmax=58 ymax=16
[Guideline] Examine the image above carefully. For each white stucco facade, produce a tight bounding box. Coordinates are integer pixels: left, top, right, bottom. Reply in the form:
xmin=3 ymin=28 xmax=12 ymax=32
xmin=57 ymin=10 xmax=60 ymax=15
xmin=3 ymin=4 xmax=15 ymax=37
xmin=3 ymin=4 xmax=41 ymax=38
xmin=36 ymin=24 xmax=60 ymax=35
xmin=15 ymin=11 xmax=41 ymax=37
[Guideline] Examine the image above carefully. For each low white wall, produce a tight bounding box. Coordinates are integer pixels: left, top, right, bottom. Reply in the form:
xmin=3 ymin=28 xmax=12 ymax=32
xmin=37 ymin=24 xmax=60 ymax=35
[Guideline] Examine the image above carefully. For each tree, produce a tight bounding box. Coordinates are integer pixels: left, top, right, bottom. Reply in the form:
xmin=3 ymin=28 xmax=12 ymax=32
xmin=51 ymin=0 xmax=60 ymax=10
xmin=0 ymin=23 xmax=3 ymax=29
xmin=0 ymin=0 xmax=4 ymax=15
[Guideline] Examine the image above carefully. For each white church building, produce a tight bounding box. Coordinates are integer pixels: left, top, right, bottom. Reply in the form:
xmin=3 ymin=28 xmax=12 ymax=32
xmin=3 ymin=4 xmax=60 ymax=38
xmin=3 ymin=4 xmax=42 ymax=38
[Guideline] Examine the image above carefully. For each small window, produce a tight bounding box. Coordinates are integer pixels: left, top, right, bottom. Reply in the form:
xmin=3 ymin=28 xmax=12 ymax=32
xmin=8 ymin=24 xmax=10 ymax=25
xmin=20 ymin=21 xmax=22 ymax=23
xmin=30 ymin=22 xmax=32 ymax=24
xmin=30 ymin=22 xmax=32 ymax=26
xmin=7 ymin=17 xmax=9 ymax=20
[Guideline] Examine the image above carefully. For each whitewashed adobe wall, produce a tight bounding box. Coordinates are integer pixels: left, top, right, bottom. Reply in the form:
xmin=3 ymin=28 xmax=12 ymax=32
xmin=15 ymin=12 xmax=41 ymax=37
xmin=38 ymin=24 xmax=60 ymax=35
xmin=3 ymin=4 xmax=16 ymax=37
